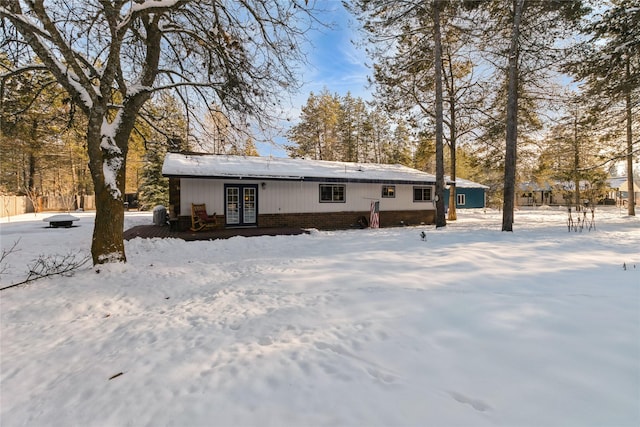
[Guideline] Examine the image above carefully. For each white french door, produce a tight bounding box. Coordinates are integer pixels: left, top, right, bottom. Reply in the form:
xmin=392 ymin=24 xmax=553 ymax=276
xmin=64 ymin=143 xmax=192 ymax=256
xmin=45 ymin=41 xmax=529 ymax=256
xmin=225 ymin=184 xmax=257 ymax=226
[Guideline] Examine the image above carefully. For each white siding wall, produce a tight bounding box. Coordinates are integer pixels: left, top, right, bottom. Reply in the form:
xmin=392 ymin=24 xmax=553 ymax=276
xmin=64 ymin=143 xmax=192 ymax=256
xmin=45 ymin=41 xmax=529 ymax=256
xmin=179 ymin=178 xmax=435 ymax=215
xmin=179 ymin=178 xmax=225 ymax=216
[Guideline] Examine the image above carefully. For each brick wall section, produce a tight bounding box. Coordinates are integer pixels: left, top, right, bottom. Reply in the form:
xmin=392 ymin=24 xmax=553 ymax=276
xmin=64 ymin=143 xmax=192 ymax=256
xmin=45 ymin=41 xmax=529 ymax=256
xmin=379 ymin=210 xmax=436 ymax=228
xmin=259 ymin=211 xmax=370 ymax=229
xmin=257 ymin=211 xmax=438 ymax=229
xmin=176 ymin=210 xmax=435 ymax=231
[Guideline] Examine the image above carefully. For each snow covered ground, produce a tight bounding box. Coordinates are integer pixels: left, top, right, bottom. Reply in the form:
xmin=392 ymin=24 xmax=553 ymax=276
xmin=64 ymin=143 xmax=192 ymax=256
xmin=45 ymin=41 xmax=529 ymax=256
xmin=1 ymin=207 xmax=638 ymax=426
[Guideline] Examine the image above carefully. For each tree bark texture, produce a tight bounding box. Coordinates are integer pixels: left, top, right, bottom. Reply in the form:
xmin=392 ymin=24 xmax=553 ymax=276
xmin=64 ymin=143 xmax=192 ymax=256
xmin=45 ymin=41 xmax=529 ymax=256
xmin=87 ymin=112 xmax=126 ymax=264
xmin=573 ymin=114 xmax=581 ymax=207
xmin=502 ymin=0 xmax=525 ymax=232
xmin=447 ymin=62 xmax=457 ymax=221
xmin=92 ymin=182 xmax=126 ymax=264
xmin=625 ymin=55 xmax=636 ymax=216
xmin=433 ymin=0 xmax=446 ymax=228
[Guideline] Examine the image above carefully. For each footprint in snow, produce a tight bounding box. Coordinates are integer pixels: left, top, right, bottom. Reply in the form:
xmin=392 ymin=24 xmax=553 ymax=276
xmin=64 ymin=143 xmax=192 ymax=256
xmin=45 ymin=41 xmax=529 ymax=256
xmin=449 ymin=391 xmax=491 ymax=412
xmin=366 ymin=367 xmax=396 ymax=384
xmin=258 ymin=336 xmax=273 ymax=346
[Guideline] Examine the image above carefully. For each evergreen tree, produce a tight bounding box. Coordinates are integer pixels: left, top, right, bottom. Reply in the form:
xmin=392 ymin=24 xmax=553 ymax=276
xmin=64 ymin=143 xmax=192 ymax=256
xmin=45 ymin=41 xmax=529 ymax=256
xmin=339 ymin=93 xmax=368 ymax=162
xmin=137 ymin=142 xmax=169 ymax=211
xmin=136 ymin=93 xmax=188 ymax=209
xmin=362 ymin=106 xmax=390 ymax=164
xmin=387 ymin=122 xmax=413 ymax=166
xmin=286 ymin=90 xmax=341 ymax=160
xmin=413 ymin=131 xmax=436 ymax=173
xmin=1 ymin=56 xmax=90 ymax=205
xmin=543 ymin=97 xmax=602 ymax=206
xmin=567 ymin=0 xmax=639 ymax=215
xmin=286 ymin=92 xmax=417 ymax=166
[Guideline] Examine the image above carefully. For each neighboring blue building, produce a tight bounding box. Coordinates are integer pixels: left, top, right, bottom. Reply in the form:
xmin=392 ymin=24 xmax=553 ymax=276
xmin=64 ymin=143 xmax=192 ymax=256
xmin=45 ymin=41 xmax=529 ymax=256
xmin=444 ymin=177 xmax=489 ymax=209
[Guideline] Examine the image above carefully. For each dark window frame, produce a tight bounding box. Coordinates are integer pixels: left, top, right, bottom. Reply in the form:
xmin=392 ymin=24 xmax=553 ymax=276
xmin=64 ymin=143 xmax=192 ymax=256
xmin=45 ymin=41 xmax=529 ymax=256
xmin=382 ymin=185 xmax=396 ymax=198
xmin=319 ymin=184 xmax=346 ymax=203
xmin=413 ymin=186 xmax=433 ymax=202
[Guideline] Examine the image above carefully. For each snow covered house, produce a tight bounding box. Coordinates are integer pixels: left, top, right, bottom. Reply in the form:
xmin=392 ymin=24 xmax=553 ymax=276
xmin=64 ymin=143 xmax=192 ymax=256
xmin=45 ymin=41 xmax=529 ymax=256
xmin=162 ymin=153 xmax=441 ymax=230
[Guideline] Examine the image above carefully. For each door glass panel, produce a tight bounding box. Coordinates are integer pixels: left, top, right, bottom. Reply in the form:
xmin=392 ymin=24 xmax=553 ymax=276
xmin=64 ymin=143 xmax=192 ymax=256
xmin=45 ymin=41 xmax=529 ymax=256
xmin=243 ymin=187 xmax=256 ymax=224
xmin=226 ymin=187 xmax=239 ymax=224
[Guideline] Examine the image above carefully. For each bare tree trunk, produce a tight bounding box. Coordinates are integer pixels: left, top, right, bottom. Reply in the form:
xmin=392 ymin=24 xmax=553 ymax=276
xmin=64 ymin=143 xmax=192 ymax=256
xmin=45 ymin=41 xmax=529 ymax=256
xmin=573 ymin=113 xmax=581 ymax=207
xmin=92 ymin=184 xmax=126 ymax=264
xmin=625 ymin=55 xmax=636 ymax=216
xmin=27 ymin=119 xmax=38 ymax=192
xmin=502 ymin=0 xmax=525 ymax=232
xmin=68 ymin=143 xmax=78 ymax=210
xmin=87 ymin=112 xmax=126 ymax=264
xmin=447 ymin=58 xmax=457 ymax=221
xmin=27 ymin=152 xmax=36 ymax=193
xmin=433 ymin=0 xmax=446 ymax=228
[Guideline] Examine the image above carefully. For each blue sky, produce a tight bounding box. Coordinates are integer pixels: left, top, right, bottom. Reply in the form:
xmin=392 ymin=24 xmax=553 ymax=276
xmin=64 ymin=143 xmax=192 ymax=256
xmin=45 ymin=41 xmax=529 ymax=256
xmin=302 ymin=2 xmax=370 ymax=101
xmin=257 ymin=1 xmax=371 ymax=157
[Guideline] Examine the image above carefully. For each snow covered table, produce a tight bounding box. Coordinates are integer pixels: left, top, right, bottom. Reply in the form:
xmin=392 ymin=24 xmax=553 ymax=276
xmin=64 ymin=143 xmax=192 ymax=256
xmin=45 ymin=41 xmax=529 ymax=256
xmin=43 ymin=214 xmax=80 ymax=228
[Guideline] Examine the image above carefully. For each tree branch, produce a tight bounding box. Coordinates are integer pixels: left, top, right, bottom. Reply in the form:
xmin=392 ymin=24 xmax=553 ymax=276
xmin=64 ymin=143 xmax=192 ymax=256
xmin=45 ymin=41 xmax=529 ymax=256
xmin=0 ymin=251 xmax=91 ymax=291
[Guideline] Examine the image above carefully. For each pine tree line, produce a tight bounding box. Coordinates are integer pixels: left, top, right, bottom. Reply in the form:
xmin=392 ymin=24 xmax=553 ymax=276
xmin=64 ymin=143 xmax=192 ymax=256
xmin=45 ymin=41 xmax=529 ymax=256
xmin=285 ymin=90 xmax=416 ymax=167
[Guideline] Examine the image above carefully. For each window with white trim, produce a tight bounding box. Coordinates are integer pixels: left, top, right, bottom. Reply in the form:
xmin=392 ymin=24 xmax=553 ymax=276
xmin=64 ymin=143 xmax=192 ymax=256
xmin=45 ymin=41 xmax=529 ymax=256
xmin=320 ymin=184 xmax=345 ymax=202
xmin=457 ymin=193 xmax=466 ymax=206
xmin=413 ymin=186 xmax=432 ymax=202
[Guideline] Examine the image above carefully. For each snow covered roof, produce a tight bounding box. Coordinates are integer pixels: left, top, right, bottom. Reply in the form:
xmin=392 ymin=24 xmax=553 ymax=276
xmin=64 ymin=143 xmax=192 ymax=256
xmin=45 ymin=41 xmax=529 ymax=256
xmin=607 ymin=177 xmax=640 ymax=191
xmin=162 ymin=153 xmax=440 ymax=184
xmin=519 ymin=181 xmax=553 ymax=192
xmin=446 ymin=176 xmax=489 ymax=189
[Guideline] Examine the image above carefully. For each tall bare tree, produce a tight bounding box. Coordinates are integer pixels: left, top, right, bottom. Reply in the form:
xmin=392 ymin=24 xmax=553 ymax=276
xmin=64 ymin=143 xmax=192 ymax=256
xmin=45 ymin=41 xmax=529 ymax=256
xmin=1 ymin=0 xmax=317 ymax=264
xmin=349 ymin=0 xmax=457 ymax=227
xmin=432 ymin=1 xmax=446 ymax=227
xmin=442 ymin=42 xmax=479 ymax=221
xmin=472 ymin=0 xmax=589 ymax=230
xmin=501 ymin=0 xmax=525 ymax=231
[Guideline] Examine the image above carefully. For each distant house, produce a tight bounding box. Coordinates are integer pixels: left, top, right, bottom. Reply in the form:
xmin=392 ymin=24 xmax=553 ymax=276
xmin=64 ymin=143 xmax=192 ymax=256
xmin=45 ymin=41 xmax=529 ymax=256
xmin=607 ymin=177 xmax=640 ymax=207
xmin=518 ymin=180 xmax=606 ymax=206
xmin=162 ymin=153 xmax=445 ymax=230
xmin=444 ymin=177 xmax=489 ymax=209
xmin=517 ymin=178 xmax=640 ymax=207
xmin=518 ymin=181 xmax=557 ymax=206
